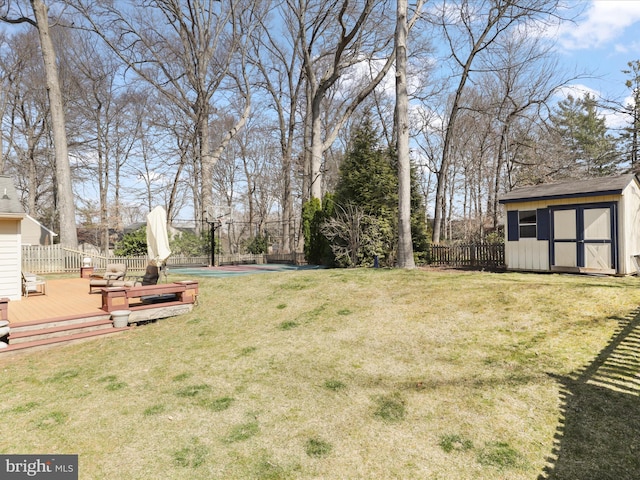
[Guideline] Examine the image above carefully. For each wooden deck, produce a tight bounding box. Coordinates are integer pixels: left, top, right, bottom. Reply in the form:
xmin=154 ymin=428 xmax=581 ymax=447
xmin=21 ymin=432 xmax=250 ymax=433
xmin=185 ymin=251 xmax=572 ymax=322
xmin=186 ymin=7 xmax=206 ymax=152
xmin=0 ymin=276 xmax=199 ymax=354
xmin=9 ymin=277 xmax=104 ymax=325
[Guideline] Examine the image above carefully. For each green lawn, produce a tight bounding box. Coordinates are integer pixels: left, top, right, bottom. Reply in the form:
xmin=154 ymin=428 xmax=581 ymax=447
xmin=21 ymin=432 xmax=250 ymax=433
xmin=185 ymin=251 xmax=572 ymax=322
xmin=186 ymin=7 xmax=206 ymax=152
xmin=1 ymin=268 xmax=639 ymax=479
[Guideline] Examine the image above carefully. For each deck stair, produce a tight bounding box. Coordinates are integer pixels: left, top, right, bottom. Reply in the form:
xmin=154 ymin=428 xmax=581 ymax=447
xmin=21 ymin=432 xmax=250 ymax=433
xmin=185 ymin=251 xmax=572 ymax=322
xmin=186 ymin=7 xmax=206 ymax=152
xmin=2 ymin=313 xmax=130 ymax=353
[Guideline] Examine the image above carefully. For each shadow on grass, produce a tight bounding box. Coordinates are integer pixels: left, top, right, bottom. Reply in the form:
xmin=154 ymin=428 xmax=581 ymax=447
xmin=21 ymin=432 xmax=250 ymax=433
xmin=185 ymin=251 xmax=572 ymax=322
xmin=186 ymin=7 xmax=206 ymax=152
xmin=540 ymin=309 xmax=640 ymax=479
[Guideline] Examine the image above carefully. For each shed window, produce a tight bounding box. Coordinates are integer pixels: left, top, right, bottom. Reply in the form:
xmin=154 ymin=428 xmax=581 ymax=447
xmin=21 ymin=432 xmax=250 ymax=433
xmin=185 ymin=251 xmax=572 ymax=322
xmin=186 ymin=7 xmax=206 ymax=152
xmin=519 ymin=210 xmax=537 ymax=238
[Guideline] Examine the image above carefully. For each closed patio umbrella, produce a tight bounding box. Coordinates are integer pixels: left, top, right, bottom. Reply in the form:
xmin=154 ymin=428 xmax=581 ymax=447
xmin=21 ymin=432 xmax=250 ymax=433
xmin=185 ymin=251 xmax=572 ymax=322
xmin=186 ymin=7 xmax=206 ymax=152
xmin=146 ymin=206 xmax=171 ymax=267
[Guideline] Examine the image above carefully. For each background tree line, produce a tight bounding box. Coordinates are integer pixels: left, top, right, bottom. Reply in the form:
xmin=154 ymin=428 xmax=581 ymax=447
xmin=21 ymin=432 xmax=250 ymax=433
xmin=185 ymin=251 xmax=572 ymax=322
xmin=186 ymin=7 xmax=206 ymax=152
xmin=0 ymin=0 xmax=638 ymax=265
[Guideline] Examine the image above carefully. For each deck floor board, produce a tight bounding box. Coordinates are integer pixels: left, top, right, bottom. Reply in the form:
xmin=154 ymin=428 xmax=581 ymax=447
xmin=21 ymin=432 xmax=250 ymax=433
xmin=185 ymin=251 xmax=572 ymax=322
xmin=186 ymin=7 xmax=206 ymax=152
xmin=9 ymin=277 xmax=104 ymax=325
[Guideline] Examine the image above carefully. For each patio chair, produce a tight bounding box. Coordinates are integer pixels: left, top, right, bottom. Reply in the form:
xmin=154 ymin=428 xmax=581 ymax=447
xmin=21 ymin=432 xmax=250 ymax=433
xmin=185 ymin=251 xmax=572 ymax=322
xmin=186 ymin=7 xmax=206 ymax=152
xmin=134 ymin=263 xmax=177 ymax=305
xmin=140 ymin=264 xmax=161 ymax=286
xmin=22 ymin=272 xmax=46 ymax=297
xmin=89 ymin=263 xmax=129 ymax=293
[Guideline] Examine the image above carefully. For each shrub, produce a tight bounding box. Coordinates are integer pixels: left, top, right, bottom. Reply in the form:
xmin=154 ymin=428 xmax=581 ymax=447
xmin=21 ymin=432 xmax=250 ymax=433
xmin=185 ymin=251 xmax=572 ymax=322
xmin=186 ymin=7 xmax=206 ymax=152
xmin=321 ymin=203 xmax=389 ymax=267
xmin=244 ymin=234 xmax=268 ymax=254
xmin=114 ymin=227 xmax=147 ymax=256
xmin=170 ymin=231 xmax=210 ymax=256
xmin=302 ymin=195 xmax=334 ymax=265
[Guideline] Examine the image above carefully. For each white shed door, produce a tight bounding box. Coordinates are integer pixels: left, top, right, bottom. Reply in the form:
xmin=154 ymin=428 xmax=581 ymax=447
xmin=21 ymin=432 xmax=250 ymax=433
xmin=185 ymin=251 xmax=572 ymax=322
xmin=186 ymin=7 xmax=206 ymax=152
xmin=551 ymin=204 xmax=616 ymax=273
xmin=583 ymin=208 xmax=612 ymax=270
xmin=552 ymin=209 xmax=577 ymax=268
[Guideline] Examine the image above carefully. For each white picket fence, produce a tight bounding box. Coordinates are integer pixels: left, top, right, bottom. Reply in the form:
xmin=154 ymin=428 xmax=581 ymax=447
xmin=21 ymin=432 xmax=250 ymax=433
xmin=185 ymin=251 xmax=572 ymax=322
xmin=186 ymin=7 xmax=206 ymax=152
xmin=21 ymin=245 xmax=306 ymax=274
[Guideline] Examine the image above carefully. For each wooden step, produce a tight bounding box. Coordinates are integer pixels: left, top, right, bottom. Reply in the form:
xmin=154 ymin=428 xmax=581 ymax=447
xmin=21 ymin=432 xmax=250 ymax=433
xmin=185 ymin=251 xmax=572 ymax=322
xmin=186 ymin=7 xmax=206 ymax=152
xmin=0 ymin=327 xmax=131 ymax=354
xmin=1 ymin=312 xmax=130 ymax=354
xmin=9 ymin=313 xmax=111 ymax=333
xmin=0 ymin=298 xmax=192 ymax=354
xmin=8 ymin=319 xmax=115 ymax=344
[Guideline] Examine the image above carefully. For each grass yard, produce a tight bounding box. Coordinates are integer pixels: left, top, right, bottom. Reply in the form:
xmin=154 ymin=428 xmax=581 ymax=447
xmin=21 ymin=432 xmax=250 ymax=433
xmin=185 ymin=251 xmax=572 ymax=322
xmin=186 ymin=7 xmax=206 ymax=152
xmin=1 ymin=268 xmax=640 ymax=479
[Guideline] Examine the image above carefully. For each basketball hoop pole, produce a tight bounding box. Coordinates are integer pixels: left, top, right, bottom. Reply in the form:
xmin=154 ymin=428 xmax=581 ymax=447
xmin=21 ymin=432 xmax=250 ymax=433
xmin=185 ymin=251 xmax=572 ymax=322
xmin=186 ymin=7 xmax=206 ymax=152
xmin=206 ymin=217 xmax=222 ymax=267
xmin=205 ymin=207 xmax=229 ymax=267
xmin=210 ymin=221 xmax=215 ymax=267
xmin=204 ymin=213 xmax=216 ymax=267
xmin=209 ymin=219 xmax=223 ymax=267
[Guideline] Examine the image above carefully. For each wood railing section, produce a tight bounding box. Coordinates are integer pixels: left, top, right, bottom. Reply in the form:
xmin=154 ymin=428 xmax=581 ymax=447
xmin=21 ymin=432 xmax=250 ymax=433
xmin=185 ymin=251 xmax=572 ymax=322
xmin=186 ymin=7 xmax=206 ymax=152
xmin=428 ymin=244 xmax=505 ymax=269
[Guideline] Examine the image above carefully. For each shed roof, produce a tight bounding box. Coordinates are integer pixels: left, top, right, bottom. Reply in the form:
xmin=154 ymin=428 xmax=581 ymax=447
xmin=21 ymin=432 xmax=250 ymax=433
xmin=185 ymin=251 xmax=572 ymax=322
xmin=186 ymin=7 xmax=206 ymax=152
xmin=498 ymin=174 xmax=639 ymax=204
xmin=0 ymin=176 xmax=24 ymax=218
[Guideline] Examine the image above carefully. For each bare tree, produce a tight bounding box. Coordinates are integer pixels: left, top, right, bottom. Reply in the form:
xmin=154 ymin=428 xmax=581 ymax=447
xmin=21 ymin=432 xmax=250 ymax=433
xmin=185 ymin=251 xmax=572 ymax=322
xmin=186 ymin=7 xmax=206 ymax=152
xmin=429 ymin=0 xmax=567 ymax=243
xmin=250 ymin=6 xmax=305 ymax=252
xmin=61 ymin=28 xmax=131 ymax=251
xmin=621 ymin=61 xmax=640 ymax=170
xmin=70 ymin=0 xmax=262 ymax=230
xmin=0 ymin=30 xmax=48 ymax=215
xmin=290 ymin=0 xmax=397 ymax=200
xmin=150 ymin=95 xmax=198 ymax=223
xmin=1 ymin=0 xmax=78 ymax=246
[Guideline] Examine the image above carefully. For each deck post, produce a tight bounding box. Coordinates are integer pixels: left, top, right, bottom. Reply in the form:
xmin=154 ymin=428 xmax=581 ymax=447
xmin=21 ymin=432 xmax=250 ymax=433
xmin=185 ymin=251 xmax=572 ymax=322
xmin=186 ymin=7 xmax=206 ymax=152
xmin=176 ymin=281 xmax=199 ymax=303
xmin=101 ymin=287 xmax=129 ymax=312
xmin=0 ymin=298 xmax=8 ymax=322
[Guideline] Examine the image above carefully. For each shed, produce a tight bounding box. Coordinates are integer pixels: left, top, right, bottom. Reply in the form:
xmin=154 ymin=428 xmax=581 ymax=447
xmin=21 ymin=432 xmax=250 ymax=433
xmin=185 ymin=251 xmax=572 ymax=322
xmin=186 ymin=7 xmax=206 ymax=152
xmin=21 ymin=214 xmax=57 ymax=246
xmin=499 ymin=174 xmax=640 ymax=275
xmin=0 ymin=176 xmax=25 ymax=299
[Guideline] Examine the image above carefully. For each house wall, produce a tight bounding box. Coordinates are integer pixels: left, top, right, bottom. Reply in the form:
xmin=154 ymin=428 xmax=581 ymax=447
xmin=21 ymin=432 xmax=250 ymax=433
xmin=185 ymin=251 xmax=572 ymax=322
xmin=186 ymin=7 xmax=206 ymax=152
xmin=21 ymin=216 xmax=53 ymax=246
xmin=0 ymin=219 xmax=22 ymax=300
xmin=505 ymin=194 xmax=620 ymax=273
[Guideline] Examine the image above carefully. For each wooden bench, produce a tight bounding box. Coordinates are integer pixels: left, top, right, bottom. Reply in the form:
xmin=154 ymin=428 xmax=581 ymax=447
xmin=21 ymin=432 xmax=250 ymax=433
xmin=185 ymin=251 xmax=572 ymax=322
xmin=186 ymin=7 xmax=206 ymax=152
xmin=100 ymin=281 xmax=198 ymax=313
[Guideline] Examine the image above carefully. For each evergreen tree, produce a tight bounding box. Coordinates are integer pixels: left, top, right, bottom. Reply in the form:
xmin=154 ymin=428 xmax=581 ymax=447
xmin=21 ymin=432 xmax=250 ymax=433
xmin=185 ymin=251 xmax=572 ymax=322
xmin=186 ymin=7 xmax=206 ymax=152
xmin=551 ymin=94 xmax=621 ymax=177
xmin=334 ymin=119 xmax=398 ymax=224
xmin=331 ymin=118 xmax=429 ymax=266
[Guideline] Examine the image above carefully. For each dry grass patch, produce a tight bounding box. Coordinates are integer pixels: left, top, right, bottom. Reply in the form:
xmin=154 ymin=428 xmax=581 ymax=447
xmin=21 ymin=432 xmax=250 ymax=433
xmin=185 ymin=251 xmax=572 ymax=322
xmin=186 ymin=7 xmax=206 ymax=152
xmin=1 ymin=268 xmax=639 ymax=478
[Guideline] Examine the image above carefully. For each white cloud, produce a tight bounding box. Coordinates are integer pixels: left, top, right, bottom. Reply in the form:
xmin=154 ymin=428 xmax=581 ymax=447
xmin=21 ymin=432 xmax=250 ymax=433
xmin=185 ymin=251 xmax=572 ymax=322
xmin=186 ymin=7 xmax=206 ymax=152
xmin=614 ymin=39 xmax=640 ymax=55
xmin=557 ymin=1 xmax=640 ymax=51
xmin=555 ymin=83 xmax=602 ymax=101
xmin=605 ymin=94 xmax=635 ymax=130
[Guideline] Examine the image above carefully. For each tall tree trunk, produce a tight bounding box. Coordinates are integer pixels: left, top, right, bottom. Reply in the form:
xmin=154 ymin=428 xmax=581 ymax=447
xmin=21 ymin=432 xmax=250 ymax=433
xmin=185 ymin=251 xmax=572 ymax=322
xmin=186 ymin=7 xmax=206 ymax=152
xmin=395 ymin=0 xmax=414 ymax=269
xmin=95 ymin=107 xmax=110 ymax=254
xmin=0 ymin=83 xmax=4 ymax=173
xmin=492 ymin=121 xmax=509 ymax=229
xmin=27 ymin=142 xmax=37 ymax=214
xmin=30 ymin=0 xmax=77 ymax=247
xmin=281 ymin=151 xmax=292 ymax=253
xmin=309 ymin=97 xmax=324 ymax=200
xmin=302 ymin=83 xmax=312 ymax=204
xmin=199 ymin=113 xmax=214 ymax=231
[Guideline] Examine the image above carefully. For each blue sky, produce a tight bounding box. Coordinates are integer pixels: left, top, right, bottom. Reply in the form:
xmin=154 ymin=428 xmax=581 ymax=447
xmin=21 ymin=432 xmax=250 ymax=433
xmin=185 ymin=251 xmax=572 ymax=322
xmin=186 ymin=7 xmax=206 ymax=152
xmin=554 ymin=0 xmax=640 ymax=127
